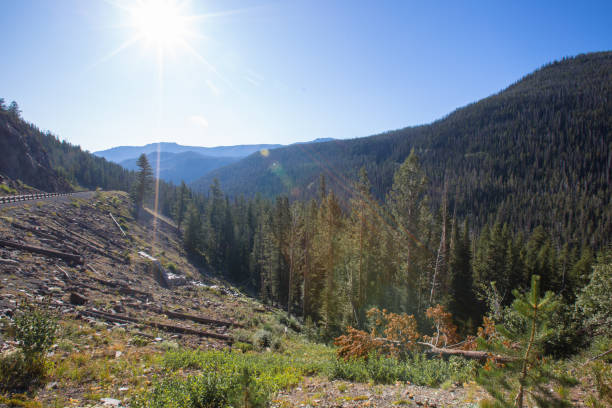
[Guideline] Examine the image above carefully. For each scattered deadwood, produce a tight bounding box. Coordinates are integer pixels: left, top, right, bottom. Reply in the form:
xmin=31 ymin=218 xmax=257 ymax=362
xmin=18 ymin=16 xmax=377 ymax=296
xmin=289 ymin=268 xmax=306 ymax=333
xmin=79 ymin=309 xmax=233 ymax=342
xmin=87 ymin=275 xmax=153 ymax=299
xmin=126 ymin=303 xmax=244 ymax=328
xmin=109 ymin=213 xmax=126 ymax=237
xmin=162 ymin=308 xmax=244 ymax=328
xmin=44 ymin=223 xmax=125 ymax=263
xmin=0 ymin=238 xmax=83 ymax=265
xmin=11 ymin=222 xmax=57 ymax=241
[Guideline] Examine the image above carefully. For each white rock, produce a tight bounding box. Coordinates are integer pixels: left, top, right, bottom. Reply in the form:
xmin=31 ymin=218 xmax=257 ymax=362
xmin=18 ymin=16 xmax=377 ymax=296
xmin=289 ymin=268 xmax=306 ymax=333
xmin=100 ymin=397 xmax=122 ymax=406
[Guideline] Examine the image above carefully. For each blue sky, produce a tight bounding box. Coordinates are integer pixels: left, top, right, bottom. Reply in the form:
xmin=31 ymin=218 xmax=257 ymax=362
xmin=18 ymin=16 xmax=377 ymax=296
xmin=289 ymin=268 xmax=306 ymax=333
xmin=1 ymin=0 xmax=611 ymax=152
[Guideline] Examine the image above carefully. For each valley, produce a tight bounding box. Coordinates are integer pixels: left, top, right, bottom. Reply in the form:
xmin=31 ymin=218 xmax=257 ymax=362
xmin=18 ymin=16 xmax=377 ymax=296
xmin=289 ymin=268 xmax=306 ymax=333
xmin=0 ymin=19 xmax=610 ymax=405
xmin=0 ymin=192 xmax=488 ymax=407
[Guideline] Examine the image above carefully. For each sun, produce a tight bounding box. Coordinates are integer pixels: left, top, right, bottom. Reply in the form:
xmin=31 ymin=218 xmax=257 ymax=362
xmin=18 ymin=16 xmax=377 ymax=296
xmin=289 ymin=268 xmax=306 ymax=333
xmin=129 ymin=0 xmax=190 ymax=49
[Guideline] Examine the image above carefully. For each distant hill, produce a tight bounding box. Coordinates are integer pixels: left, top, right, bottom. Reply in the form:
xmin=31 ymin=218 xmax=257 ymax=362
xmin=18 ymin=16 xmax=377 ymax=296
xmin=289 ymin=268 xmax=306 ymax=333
xmin=97 ymin=138 xmax=336 ymax=185
xmin=192 ymin=52 xmax=612 ymax=247
xmin=94 ymin=142 xmax=284 ymax=163
xmin=120 ymin=151 xmax=239 ymax=184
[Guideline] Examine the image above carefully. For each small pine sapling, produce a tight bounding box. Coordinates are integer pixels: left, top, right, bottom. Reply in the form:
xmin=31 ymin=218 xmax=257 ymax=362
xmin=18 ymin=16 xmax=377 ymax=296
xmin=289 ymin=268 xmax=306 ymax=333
xmin=477 ymin=275 xmax=575 ymax=407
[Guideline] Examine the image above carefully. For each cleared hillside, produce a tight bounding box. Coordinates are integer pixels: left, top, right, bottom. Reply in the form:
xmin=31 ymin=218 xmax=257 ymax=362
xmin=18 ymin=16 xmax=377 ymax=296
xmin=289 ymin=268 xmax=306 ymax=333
xmin=192 ymin=52 xmax=612 ymax=247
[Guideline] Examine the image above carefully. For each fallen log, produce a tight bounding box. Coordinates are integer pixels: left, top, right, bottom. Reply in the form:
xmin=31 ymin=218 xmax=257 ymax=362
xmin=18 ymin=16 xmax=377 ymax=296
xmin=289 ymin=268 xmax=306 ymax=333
xmin=87 ymin=274 xmax=153 ymax=299
xmin=162 ymin=309 xmax=245 ymax=328
xmin=126 ymin=303 xmax=243 ymax=328
xmin=109 ymin=213 xmax=126 ymax=237
xmin=79 ymin=309 xmax=233 ymax=341
xmin=368 ymin=337 xmax=514 ymax=362
xmin=45 ymin=224 xmax=125 ymax=263
xmin=417 ymin=342 xmax=514 ymax=362
xmin=0 ymin=238 xmax=83 ymax=265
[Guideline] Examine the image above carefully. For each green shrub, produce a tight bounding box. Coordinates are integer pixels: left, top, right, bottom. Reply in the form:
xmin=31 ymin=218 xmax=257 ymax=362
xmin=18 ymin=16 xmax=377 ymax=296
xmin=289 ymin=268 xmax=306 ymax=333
xmin=253 ymin=329 xmax=273 ymax=350
xmin=0 ymin=303 xmax=57 ymax=393
xmin=13 ymin=303 xmax=57 ymax=357
xmin=133 ymin=368 xmax=270 ymax=408
xmin=328 ymin=353 xmax=477 ymax=386
xmin=0 ymin=352 xmax=47 ymax=393
xmin=328 ymin=358 xmax=369 ymax=383
xmin=162 ymin=349 xmax=303 ymax=392
xmin=130 ymin=335 xmax=150 ymax=347
xmin=234 ymin=341 xmax=254 ymax=353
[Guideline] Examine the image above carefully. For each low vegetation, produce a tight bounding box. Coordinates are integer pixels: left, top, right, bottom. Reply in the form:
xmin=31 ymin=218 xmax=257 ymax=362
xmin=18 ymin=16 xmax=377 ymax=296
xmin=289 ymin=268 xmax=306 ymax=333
xmin=0 ymin=303 xmax=57 ymax=393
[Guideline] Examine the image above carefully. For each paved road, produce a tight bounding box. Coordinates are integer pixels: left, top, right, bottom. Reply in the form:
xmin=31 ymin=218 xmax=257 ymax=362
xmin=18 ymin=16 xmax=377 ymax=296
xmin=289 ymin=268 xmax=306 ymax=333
xmin=0 ymin=191 xmax=95 ymax=209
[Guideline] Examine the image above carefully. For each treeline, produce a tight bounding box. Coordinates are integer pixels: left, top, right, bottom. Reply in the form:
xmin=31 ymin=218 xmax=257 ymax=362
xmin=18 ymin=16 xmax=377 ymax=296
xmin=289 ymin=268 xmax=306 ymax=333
xmin=0 ymin=99 xmax=131 ymax=192
xmin=0 ymin=99 xmax=185 ymax=213
xmin=193 ymin=52 xmax=612 ymax=249
xmin=175 ymin=150 xmax=605 ymax=348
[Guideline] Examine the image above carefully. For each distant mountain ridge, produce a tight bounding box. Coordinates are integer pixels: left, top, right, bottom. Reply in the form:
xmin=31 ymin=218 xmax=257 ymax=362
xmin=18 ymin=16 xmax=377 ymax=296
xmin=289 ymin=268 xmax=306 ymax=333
xmin=96 ymin=138 xmax=336 ymax=184
xmin=94 ymin=142 xmax=284 ymax=163
xmin=120 ymin=151 xmax=239 ymax=184
xmin=191 ymin=51 xmax=612 ymax=247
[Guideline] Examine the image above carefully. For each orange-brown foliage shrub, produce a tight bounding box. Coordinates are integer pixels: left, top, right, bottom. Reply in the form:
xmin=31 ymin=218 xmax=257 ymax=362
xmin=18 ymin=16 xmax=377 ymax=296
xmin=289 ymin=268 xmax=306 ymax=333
xmin=334 ymin=307 xmax=421 ymax=360
xmin=423 ymin=305 xmax=460 ymax=347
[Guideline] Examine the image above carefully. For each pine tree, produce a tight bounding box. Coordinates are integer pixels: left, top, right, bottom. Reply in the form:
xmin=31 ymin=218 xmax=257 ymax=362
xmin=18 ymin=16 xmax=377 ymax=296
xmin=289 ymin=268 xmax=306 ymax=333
xmin=387 ymin=149 xmax=433 ymax=314
xmin=183 ymin=203 xmax=202 ymax=256
xmin=173 ymin=181 xmax=189 ymax=232
xmin=449 ymin=219 xmax=475 ymax=331
xmin=132 ymin=153 xmax=153 ymax=213
xmin=477 ymin=275 xmax=573 ymax=407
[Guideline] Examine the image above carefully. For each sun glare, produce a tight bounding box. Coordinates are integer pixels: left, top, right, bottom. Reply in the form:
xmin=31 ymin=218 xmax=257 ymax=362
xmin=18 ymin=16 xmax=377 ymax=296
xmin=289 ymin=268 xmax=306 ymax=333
xmin=130 ymin=0 xmax=188 ymax=48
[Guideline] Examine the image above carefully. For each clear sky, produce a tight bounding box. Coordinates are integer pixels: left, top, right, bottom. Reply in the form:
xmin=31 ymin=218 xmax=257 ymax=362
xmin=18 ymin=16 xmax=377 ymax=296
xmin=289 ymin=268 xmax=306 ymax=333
xmin=1 ymin=0 xmax=611 ymax=152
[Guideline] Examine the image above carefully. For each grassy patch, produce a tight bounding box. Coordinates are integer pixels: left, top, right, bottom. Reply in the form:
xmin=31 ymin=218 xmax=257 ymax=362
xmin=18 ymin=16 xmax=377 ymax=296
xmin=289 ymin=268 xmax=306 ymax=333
xmin=0 ymin=184 xmax=17 ymax=195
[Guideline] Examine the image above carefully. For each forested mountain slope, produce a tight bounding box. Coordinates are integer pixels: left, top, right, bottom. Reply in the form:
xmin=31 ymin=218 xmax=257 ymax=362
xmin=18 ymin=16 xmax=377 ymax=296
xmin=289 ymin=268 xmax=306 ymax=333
xmin=0 ymin=101 xmax=132 ymax=192
xmin=193 ymin=52 xmax=612 ymax=247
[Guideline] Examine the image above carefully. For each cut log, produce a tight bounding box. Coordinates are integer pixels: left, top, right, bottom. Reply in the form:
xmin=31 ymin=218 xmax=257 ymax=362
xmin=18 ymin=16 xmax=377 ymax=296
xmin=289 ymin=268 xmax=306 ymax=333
xmin=0 ymin=238 xmax=83 ymax=265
